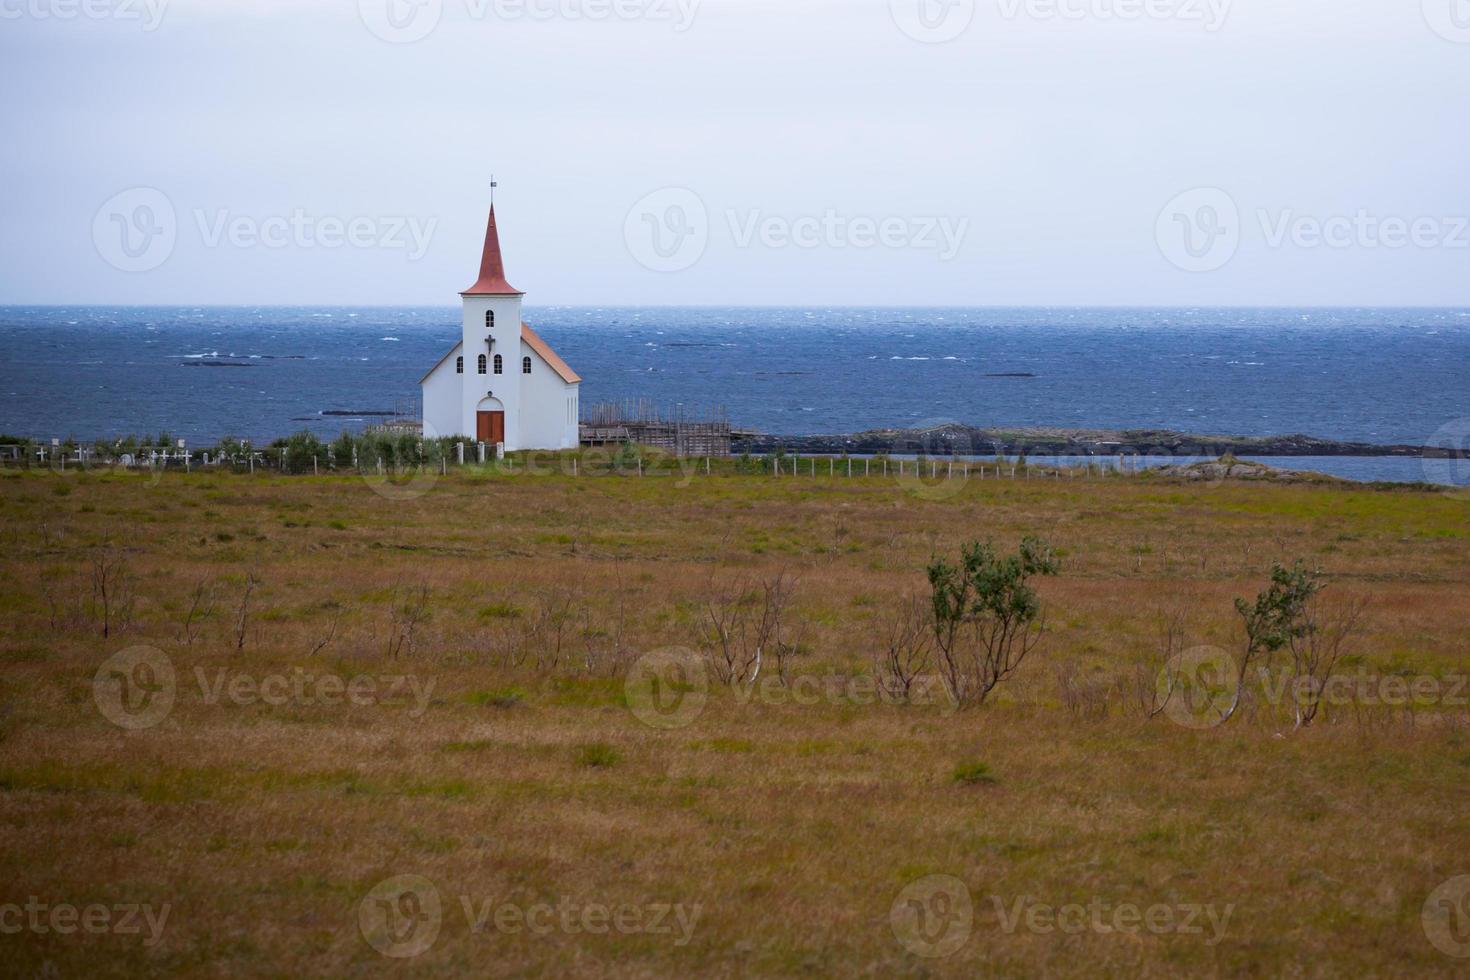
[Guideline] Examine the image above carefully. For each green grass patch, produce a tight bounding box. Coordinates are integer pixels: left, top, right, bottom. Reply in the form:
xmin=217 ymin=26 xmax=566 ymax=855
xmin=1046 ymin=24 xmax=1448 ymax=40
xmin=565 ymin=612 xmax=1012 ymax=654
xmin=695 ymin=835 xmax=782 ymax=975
xmin=575 ymin=743 xmax=620 ymax=768
xmin=952 ymin=761 xmax=997 ymax=786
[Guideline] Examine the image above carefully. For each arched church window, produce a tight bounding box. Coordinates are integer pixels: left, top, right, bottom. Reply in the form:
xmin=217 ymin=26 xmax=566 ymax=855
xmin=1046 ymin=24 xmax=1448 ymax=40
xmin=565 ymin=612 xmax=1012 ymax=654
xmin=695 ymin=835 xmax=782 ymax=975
xmin=455 ymin=356 xmax=463 ymax=374
xmin=493 ymin=354 xmax=503 ymax=375
xmin=485 ymin=310 xmax=495 ymax=330
xmin=477 ymin=354 xmax=487 ymax=375
xmin=522 ymin=356 xmax=532 ymax=375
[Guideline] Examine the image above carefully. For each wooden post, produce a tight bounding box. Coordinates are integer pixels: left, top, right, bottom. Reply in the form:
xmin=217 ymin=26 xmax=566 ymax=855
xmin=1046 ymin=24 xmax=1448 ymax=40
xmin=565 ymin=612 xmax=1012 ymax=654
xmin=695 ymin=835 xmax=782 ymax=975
xmin=314 ymin=456 xmax=318 ymax=476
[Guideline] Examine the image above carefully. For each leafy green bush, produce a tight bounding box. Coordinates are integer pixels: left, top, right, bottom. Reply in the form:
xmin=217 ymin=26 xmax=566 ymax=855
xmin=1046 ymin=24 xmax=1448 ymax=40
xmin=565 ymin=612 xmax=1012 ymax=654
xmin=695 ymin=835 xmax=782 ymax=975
xmin=928 ymin=537 xmax=1060 ymax=708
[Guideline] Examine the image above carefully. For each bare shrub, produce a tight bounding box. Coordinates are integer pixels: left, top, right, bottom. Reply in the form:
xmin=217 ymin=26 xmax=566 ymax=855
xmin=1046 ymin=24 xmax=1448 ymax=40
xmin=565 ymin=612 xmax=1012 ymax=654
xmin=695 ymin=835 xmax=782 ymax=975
xmin=1135 ymin=608 xmax=1187 ymax=719
xmin=181 ymin=577 xmax=216 ymax=646
xmin=514 ymin=587 xmax=575 ymax=673
xmin=310 ymin=600 xmax=347 ymax=657
xmin=89 ymin=548 xmax=135 ymax=639
xmin=386 ymin=582 xmax=431 ymax=660
xmin=43 ymin=572 xmax=86 ymax=633
xmin=1054 ymin=659 xmax=1116 ymax=721
xmin=578 ymin=560 xmax=633 ymax=676
xmin=1284 ymin=591 xmax=1369 ymax=729
xmin=874 ymin=594 xmax=933 ymax=702
xmin=233 ymin=572 xmax=260 ymax=652
xmin=696 ymin=570 xmax=804 ymax=689
xmin=761 ymin=571 xmax=804 ymax=685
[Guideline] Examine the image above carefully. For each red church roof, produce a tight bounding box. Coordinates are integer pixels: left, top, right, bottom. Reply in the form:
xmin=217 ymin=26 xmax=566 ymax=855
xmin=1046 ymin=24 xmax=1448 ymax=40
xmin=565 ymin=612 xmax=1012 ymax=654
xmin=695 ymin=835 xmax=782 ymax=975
xmin=461 ymin=204 xmax=523 ymax=296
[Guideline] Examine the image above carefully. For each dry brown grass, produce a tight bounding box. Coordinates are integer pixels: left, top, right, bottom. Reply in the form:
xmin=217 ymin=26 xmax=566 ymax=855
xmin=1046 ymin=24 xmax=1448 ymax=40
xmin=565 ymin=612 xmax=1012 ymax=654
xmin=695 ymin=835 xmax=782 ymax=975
xmin=1 ymin=462 xmax=1468 ymax=977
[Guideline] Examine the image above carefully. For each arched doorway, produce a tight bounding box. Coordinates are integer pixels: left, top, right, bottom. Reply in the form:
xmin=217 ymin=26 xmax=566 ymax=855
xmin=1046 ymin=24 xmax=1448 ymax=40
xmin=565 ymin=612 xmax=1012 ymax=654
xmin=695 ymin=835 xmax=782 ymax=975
xmin=475 ymin=397 xmax=506 ymax=445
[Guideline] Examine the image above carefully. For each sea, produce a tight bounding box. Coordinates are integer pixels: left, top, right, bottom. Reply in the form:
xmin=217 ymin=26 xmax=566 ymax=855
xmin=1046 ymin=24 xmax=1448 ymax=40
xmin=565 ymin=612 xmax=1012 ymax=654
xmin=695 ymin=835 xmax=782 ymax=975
xmin=1 ymin=306 xmax=1468 ymax=486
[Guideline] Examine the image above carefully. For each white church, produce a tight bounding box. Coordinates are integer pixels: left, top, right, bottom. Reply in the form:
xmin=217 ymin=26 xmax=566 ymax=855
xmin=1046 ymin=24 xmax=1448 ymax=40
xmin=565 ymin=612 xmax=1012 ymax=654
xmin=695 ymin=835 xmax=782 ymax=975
xmin=420 ymin=202 xmax=581 ymax=450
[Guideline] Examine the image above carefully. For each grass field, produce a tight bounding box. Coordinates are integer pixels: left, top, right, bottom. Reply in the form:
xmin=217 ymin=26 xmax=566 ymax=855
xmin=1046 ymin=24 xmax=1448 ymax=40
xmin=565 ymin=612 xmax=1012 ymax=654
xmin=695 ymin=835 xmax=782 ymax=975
xmin=2 ymin=458 xmax=1468 ymax=977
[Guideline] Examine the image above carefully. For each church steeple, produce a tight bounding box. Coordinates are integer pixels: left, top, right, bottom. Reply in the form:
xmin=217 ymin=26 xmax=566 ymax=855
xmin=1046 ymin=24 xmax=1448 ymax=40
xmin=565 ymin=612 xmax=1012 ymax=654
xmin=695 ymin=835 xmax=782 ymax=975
xmin=462 ymin=203 xmax=523 ymax=296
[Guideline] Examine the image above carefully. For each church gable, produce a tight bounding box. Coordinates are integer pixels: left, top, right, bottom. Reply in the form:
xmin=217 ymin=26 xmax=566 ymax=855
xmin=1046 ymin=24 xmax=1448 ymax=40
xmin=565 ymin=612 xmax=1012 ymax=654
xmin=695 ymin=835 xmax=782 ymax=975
xmin=419 ymin=341 xmax=463 ymax=384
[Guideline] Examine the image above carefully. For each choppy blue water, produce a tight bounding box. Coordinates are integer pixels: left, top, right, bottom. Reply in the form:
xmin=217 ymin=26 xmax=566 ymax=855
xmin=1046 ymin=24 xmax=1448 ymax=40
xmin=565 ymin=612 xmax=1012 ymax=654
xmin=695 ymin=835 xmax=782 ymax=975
xmin=1 ymin=306 xmax=1467 ymax=484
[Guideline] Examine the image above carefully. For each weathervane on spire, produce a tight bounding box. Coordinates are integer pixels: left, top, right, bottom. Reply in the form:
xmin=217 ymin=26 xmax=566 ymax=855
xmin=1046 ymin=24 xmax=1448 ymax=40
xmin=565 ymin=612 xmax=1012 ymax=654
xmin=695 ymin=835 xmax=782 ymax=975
xmin=491 ymin=175 xmax=497 ymax=206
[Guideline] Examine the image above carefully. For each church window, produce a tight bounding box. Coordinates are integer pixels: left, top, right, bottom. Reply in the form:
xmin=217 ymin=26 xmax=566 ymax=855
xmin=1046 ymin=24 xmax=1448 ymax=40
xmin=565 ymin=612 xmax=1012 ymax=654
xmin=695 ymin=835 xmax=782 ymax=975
xmin=455 ymin=356 xmax=463 ymax=374
xmin=522 ymin=356 xmax=532 ymax=375
xmin=477 ymin=354 xmax=487 ymax=375
xmin=493 ymin=354 xmax=503 ymax=375
xmin=485 ymin=310 xmax=495 ymax=330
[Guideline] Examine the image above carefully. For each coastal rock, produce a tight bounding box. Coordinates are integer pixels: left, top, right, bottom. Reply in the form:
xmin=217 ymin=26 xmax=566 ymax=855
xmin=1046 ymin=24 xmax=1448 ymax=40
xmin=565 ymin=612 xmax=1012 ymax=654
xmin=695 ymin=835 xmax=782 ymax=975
xmin=1149 ymin=458 xmax=1330 ymax=483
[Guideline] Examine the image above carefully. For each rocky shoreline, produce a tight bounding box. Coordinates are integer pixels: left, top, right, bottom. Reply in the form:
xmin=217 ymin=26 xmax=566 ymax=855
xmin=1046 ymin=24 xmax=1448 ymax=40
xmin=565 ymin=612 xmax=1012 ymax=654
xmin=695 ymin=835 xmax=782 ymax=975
xmin=731 ymin=424 xmax=1461 ymax=459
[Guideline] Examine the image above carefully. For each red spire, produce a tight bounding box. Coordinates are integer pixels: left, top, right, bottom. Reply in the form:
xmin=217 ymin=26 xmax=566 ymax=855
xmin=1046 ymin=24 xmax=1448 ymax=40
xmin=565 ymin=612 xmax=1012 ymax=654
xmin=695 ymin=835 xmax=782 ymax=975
xmin=462 ymin=204 xmax=523 ymax=296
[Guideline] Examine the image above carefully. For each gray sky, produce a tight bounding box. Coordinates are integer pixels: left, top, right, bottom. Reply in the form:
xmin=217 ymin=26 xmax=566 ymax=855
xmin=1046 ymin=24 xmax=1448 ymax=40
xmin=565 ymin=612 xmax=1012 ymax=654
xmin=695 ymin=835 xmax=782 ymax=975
xmin=1 ymin=0 xmax=1467 ymax=306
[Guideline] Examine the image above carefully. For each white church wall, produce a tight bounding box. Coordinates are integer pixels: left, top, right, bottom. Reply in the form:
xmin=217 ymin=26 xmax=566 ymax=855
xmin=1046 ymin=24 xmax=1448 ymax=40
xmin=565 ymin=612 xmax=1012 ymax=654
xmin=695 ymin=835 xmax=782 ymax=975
xmin=421 ymin=348 xmax=464 ymax=439
xmin=519 ymin=339 xmax=580 ymax=450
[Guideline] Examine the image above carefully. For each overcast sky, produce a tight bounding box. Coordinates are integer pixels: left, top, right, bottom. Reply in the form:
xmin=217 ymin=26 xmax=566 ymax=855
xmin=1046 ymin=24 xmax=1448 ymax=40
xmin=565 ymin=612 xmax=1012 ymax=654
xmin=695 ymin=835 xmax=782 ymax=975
xmin=1 ymin=0 xmax=1467 ymax=306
